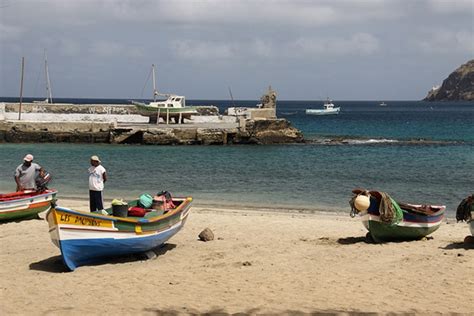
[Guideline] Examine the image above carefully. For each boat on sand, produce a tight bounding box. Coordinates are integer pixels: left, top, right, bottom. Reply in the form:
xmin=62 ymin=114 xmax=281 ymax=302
xmin=0 ymin=189 xmax=57 ymax=222
xmin=456 ymin=194 xmax=474 ymax=244
xmin=46 ymin=195 xmax=192 ymax=271
xmin=350 ymin=189 xmax=445 ymax=243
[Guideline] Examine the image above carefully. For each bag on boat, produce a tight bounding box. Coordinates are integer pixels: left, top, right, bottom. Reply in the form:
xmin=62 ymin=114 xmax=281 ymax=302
xmin=128 ymin=206 xmax=147 ymax=217
xmin=153 ymin=191 xmax=176 ymax=210
xmin=138 ymin=193 xmax=153 ymax=208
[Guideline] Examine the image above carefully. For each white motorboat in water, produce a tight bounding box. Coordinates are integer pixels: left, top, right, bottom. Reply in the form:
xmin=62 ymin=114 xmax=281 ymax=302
xmin=379 ymin=101 xmax=387 ymax=106
xmin=305 ymin=98 xmax=340 ymax=115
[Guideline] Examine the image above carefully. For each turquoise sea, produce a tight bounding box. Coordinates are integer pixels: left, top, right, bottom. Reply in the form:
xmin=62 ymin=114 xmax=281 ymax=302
xmin=0 ymin=99 xmax=472 ymax=215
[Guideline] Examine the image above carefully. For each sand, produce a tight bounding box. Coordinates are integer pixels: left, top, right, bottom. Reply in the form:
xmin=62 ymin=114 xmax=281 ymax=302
xmin=0 ymin=199 xmax=472 ymax=315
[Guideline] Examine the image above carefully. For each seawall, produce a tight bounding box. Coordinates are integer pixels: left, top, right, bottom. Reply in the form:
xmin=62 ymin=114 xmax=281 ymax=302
xmin=0 ymin=103 xmax=304 ymax=145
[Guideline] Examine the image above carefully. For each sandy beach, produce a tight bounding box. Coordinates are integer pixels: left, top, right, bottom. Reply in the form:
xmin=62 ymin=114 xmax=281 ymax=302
xmin=0 ymin=198 xmax=472 ymax=315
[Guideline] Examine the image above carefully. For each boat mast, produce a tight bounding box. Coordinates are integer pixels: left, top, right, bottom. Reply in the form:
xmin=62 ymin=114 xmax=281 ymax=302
xmin=18 ymin=57 xmax=25 ymax=120
xmin=152 ymin=64 xmax=157 ymax=102
xmin=44 ymin=50 xmax=53 ymax=103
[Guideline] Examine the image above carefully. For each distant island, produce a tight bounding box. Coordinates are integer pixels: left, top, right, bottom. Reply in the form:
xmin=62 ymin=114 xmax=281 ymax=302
xmin=424 ymin=59 xmax=474 ymax=101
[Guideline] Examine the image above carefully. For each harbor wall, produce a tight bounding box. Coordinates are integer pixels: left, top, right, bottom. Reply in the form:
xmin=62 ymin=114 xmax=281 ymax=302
xmin=0 ymin=102 xmax=304 ymax=145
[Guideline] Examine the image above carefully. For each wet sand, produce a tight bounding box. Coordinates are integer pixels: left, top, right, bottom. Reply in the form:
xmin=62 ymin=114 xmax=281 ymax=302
xmin=0 ymin=199 xmax=472 ymax=315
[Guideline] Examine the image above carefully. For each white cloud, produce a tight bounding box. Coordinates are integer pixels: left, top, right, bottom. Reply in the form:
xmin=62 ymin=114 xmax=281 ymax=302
xmin=418 ymin=30 xmax=474 ymax=54
xmin=89 ymin=40 xmax=144 ymax=58
xmin=171 ymin=40 xmax=234 ymax=60
xmin=290 ymin=33 xmax=380 ymax=56
xmin=429 ymin=0 xmax=474 ymax=13
xmin=59 ymin=39 xmax=81 ymax=57
xmin=0 ymin=23 xmax=24 ymax=40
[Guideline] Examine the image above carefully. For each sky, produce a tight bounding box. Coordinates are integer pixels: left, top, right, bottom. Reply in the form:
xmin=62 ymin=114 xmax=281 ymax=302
xmin=0 ymin=0 xmax=473 ymax=100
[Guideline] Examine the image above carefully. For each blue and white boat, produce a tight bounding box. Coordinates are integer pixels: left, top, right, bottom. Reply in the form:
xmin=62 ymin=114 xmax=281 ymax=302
xmin=46 ymin=196 xmax=192 ymax=271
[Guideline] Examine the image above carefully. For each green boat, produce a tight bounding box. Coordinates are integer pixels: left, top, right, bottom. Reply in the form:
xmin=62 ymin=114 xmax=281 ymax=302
xmin=350 ymin=189 xmax=445 ymax=243
xmin=131 ymin=64 xmax=198 ymax=124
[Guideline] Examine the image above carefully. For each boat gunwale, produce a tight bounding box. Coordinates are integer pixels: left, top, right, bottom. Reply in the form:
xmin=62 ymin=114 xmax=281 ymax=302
xmin=0 ymin=189 xmax=57 ymax=205
xmin=51 ymin=196 xmax=192 ymax=224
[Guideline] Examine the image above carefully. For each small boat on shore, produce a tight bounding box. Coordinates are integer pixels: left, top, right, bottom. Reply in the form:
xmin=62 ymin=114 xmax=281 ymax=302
xmin=350 ymin=189 xmax=445 ymax=243
xmin=456 ymin=194 xmax=474 ymax=244
xmin=46 ymin=195 xmax=192 ymax=271
xmin=0 ymin=189 xmax=57 ymax=222
xmin=305 ymin=98 xmax=340 ymax=115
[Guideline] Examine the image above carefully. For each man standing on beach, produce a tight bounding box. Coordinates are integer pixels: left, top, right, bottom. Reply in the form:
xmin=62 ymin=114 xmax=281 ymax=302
xmin=14 ymin=154 xmax=43 ymax=192
xmin=88 ymin=155 xmax=107 ymax=213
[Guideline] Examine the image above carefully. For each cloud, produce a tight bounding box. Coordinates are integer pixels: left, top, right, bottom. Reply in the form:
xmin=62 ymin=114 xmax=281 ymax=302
xmin=428 ymin=0 xmax=474 ymax=13
xmin=290 ymin=33 xmax=380 ymax=56
xmin=418 ymin=30 xmax=474 ymax=54
xmin=171 ymin=40 xmax=234 ymax=60
xmin=89 ymin=40 xmax=144 ymax=58
xmin=0 ymin=23 xmax=24 ymax=40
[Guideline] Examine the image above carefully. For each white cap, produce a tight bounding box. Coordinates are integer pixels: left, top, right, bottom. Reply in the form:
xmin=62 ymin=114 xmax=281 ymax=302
xmin=90 ymin=155 xmax=101 ymax=162
xmin=24 ymin=154 xmax=34 ymax=162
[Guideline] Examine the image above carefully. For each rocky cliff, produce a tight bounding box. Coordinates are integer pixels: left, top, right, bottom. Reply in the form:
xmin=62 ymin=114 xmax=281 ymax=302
xmin=424 ymin=60 xmax=474 ymax=101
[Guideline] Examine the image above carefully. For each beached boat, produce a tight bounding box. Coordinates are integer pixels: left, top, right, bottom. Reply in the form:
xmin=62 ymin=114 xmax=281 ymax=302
xmin=0 ymin=189 xmax=57 ymax=222
xmin=456 ymin=194 xmax=474 ymax=243
xmin=350 ymin=189 xmax=445 ymax=243
xmin=305 ymin=98 xmax=340 ymax=115
xmin=131 ymin=64 xmax=198 ymax=124
xmin=46 ymin=196 xmax=193 ymax=271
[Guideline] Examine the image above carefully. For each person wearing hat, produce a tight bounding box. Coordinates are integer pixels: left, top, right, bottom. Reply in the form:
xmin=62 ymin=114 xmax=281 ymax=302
xmin=88 ymin=155 xmax=107 ymax=213
xmin=14 ymin=154 xmax=44 ymax=191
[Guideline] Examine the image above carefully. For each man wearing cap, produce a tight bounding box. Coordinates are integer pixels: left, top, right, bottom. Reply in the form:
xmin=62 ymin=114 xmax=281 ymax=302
xmin=14 ymin=154 xmax=43 ymax=191
xmin=88 ymin=155 xmax=107 ymax=212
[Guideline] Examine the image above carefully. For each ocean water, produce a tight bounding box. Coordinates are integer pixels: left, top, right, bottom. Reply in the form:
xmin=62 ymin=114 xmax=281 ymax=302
xmin=0 ymin=98 xmax=472 ymax=215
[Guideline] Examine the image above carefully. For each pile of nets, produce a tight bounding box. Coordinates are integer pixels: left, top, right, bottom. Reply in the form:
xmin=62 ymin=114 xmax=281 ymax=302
xmin=456 ymin=194 xmax=473 ymax=223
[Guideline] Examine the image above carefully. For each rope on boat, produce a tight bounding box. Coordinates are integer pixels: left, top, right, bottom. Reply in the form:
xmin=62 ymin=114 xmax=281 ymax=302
xmin=456 ymin=194 xmax=473 ymax=222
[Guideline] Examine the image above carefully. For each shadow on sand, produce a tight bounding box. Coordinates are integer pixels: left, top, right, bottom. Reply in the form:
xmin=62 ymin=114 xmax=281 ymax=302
xmin=29 ymin=243 xmax=177 ymax=273
xmin=142 ymin=307 xmax=411 ymax=315
xmin=440 ymin=241 xmax=474 ymax=250
xmin=336 ymin=236 xmax=369 ymax=245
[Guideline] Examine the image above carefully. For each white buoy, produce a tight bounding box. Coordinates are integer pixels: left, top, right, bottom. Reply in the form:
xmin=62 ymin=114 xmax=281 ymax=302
xmin=354 ymin=195 xmax=371 ymax=212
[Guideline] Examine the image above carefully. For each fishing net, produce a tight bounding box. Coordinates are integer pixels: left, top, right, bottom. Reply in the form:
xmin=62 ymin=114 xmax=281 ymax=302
xmin=456 ymin=194 xmax=473 ymax=222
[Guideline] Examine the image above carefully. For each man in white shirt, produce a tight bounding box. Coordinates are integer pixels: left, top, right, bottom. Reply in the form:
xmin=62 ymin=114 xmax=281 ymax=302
xmin=88 ymin=155 xmax=107 ymax=212
xmin=14 ymin=154 xmax=43 ymax=191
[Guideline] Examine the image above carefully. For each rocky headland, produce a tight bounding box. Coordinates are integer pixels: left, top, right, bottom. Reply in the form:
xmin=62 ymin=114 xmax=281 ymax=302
xmin=424 ymin=59 xmax=474 ymax=101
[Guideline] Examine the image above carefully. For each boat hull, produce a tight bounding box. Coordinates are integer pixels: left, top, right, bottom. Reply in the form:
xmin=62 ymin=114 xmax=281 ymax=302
xmin=361 ymin=212 xmax=444 ymax=242
xmin=133 ymin=102 xmax=198 ymax=119
xmin=470 ymin=213 xmax=474 ymax=236
xmin=46 ymin=197 xmax=192 ymax=271
xmin=359 ymin=197 xmax=445 ymax=242
xmin=0 ymin=190 xmax=57 ymax=222
xmin=305 ymin=108 xmax=340 ymax=115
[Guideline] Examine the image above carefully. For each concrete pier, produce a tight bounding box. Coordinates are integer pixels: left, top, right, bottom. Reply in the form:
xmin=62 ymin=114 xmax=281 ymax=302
xmin=0 ymin=102 xmax=304 ymax=145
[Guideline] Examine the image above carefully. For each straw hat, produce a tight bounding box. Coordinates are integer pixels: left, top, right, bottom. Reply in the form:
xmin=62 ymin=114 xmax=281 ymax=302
xmin=354 ymin=195 xmax=370 ymax=212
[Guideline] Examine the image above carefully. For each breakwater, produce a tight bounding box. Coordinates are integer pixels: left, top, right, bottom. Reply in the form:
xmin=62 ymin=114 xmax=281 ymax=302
xmin=0 ymin=103 xmax=304 ymax=145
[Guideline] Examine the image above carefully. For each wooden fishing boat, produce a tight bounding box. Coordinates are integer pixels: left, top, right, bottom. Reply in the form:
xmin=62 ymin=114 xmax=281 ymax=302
xmin=0 ymin=189 xmax=57 ymax=222
xmin=350 ymin=189 xmax=445 ymax=243
xmin=456 ymin=194 xmax=474 ymax=243
xmin=46 ymin=196 xmax=192 ymax=271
